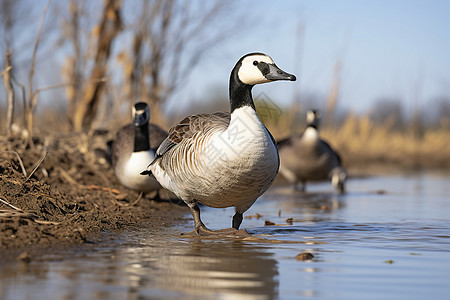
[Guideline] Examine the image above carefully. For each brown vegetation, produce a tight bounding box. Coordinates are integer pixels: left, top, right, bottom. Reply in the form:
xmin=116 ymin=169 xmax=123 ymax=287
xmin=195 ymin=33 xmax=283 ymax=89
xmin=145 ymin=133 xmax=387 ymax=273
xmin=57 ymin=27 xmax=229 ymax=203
xmin=261 ymin=103 xmax=450 ymax=172
xmin=320 ymin=115 xmax=450 ymax=170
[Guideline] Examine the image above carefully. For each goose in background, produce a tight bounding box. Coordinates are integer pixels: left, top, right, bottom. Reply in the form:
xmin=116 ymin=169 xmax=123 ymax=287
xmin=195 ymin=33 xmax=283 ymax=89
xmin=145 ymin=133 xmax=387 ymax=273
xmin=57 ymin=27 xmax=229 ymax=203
xmin=110 ymin=102 xmax=168 ymax=196
xmin=277 ymin=109 xmax=347 ymax=193
xmin=142 ymin=53 xmax=296 ymax=235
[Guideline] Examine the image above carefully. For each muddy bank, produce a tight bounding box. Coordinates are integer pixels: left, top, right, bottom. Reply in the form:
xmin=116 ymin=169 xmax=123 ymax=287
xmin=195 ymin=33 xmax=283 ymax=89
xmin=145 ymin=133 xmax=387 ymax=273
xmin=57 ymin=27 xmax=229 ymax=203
xmin=0 ymin=134 xmax=187 ymax=251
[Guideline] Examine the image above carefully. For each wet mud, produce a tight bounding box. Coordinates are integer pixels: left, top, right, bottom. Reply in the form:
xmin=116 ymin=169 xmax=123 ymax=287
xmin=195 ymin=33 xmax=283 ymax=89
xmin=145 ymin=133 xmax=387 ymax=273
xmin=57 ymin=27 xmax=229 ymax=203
xmin=0 ymin=134 xmax=187 ymax=254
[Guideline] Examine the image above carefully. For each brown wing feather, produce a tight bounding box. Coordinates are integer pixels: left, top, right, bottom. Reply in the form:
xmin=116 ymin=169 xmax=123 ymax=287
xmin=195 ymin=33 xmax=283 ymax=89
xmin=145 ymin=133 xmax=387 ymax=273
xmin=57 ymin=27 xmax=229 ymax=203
xmin=156 ymin=112 xmax=230 ymax=158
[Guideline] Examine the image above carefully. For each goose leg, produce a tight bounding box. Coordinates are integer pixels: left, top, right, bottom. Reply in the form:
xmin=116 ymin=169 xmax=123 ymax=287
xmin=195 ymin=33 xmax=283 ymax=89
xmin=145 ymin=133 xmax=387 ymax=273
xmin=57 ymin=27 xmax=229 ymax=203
xmin=296 ymin=180 xmax=306 ymax=192
xmin=154 ymin=189 xmax=161 ymax=201
xmin=232 ymin=212 xmax=243 ymax=229
xmin=338 ymin=182 xmax=345 ymax=194
xmin=294 ymin=181 xmax=305 ymax=192
xmin=185 ymin=202 xmax=216 ymax=235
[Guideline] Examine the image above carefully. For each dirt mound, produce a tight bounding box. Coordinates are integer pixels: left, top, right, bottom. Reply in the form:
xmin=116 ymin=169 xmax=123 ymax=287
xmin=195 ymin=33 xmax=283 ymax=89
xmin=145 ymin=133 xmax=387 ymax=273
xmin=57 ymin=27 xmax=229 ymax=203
xmin=0 ymin=133 xmax=186 ymax=249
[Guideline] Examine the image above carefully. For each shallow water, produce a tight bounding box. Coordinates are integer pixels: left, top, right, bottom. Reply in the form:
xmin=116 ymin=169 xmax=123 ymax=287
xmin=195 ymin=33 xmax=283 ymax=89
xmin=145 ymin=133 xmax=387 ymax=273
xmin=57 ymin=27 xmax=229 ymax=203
xmin=1 ymin=171 xmax=450 ymax=300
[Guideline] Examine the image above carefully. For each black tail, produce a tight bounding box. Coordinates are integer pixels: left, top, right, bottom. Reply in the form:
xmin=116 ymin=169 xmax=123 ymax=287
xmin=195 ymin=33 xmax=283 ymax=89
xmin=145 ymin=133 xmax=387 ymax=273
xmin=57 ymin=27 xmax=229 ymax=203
xmin=140 ymin=170 xmax=152 ymax=176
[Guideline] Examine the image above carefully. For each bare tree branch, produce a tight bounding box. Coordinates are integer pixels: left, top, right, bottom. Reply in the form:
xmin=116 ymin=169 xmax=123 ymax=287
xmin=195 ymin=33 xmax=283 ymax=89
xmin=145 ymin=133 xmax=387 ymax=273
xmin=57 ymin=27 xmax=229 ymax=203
xmin=119 ymin=0 xmax=241 ymax=122
xmin=10 ymin=77 xmax=27 ymax=130
xmin=63 ymin=0 xmax=84 ymax=120
xmin=2 ymin=52 xmax=14 ymax=137
xmin=73 ymin=0 xmax=122 ymax=131
xmin=0 ymin=66 xmax=12 ymax=77
xmin=26 ymin=0 xmax=50 ymax=146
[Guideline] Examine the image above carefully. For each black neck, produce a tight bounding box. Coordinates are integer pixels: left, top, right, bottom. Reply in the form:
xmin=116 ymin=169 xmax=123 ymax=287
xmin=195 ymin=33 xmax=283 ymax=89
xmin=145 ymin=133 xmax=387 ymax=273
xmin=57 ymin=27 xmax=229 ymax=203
xmin=134 ymin=124 xmax=150 ymax=152
xmin=229 ymin=68 xmax=255 ymax=112
xmin=306 ymin=124 xmax=318 ymax=130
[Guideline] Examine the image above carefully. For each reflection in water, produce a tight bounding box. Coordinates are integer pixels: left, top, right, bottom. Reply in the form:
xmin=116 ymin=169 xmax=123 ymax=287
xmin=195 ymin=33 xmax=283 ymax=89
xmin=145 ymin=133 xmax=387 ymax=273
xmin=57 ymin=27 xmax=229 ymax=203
xmin=120 ymin=237 xmax=278 ymax=299
xmin=263 ymin=186 xmax=346 ymax=223
xmin=0 ymin=231 xmax=279 ymax=300
xmin=0 ymin=261 xmax=51 ymax=300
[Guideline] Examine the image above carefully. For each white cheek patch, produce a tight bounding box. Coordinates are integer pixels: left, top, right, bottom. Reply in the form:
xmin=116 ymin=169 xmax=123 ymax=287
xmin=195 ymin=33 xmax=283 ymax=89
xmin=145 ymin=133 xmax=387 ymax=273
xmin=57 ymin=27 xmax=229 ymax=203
xmin=238 ymin=55 xmax=275 ymax=85
xmin=306 ymin=111 xmax=316 ymax=124
xmin=238 ymin=67 xmax=268 ymax=85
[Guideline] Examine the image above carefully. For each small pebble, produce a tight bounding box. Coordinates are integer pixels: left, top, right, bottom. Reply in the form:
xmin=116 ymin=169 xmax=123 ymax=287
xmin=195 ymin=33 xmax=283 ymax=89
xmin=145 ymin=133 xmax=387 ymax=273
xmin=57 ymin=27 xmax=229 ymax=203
xmin=114 ymin=193 xmax=128 ymax=200
xmin=296 ymin=252 xmax=314 ymax=261
xmin=264 ymin=220 xmax=275 ymax=226
xmin=17 ymin=251 xmax=31 ymax=263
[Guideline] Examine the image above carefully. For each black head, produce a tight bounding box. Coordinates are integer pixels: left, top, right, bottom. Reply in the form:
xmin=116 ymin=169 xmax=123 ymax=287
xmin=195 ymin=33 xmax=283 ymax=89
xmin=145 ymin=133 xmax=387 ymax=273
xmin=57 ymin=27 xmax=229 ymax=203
xmin=234 ymin=52 xmax=296 ymax=85
xmin=306 ymin=109 xmax=321 ymax=129
xmin=133 ymin=102 xmax=150 ymax=126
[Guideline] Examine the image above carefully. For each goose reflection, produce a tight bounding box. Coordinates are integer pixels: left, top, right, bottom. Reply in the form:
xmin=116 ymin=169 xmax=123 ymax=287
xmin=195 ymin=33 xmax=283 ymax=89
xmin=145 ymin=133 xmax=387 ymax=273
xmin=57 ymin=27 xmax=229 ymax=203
xmin=118 ymin=237 xmax=278 ymax=299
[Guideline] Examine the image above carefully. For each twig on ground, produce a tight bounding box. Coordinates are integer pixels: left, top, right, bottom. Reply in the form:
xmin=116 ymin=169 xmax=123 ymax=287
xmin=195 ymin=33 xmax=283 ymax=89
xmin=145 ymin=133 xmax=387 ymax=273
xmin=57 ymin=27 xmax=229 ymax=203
xmin=87 ymin=185 xmax=121 ymax=194
xmin=0 ymin=197 xmax=24 ymax=212
xmin=0 ymin=209 xmax=60 ymax=225
xmin=25 ymin=151 xmax=48 ymax=182
xmin=56 ymin=166 xmax=79 ymax=185
xmin=34 ymin=220 xmax=60 ymax=225
xmin=131 ymin=192 xmax=143 ymax=206
xmin=110 ymin=191 xmax=142 ymax=207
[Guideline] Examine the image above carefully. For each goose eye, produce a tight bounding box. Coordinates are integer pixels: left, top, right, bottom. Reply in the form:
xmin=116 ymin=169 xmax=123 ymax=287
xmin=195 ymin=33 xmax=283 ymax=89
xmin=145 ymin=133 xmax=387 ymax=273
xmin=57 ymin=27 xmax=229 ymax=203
xmin=253 ymin=61 xmax=259 ymax=66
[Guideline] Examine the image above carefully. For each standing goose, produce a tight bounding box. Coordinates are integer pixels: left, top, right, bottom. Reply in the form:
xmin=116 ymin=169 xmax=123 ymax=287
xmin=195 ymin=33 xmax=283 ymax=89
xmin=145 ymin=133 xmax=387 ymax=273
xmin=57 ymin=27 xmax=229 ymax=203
xmin=142 ymin=53 xmax=296 ymax=235
xmin=111 ymin=102 xmax=168 ymax=194
xmin=277 ymin=109 xmax=347 ymax=193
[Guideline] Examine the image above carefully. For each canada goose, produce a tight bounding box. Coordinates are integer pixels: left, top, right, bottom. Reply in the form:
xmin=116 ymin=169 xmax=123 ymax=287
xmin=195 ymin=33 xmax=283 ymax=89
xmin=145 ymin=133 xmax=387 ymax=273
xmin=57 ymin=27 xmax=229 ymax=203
xmin=111 ymin=102 xmax=168 ymax=194
xmin=142 ymin=53 xmax=296 ymax=235
xmin=277 ymin=109 xmax=346 ymax=193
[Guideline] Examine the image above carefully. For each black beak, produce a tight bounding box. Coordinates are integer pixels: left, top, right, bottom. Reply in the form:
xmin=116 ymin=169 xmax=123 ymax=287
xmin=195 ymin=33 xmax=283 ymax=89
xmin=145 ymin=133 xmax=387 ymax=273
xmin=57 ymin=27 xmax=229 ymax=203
xmin=265 ymin=64 xmax=296 ymax=81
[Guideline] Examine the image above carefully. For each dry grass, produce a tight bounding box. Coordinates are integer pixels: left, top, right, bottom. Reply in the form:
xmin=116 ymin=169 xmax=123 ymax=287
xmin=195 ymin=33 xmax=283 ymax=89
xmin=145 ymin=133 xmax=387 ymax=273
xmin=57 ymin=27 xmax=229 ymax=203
xmin=321 ymin=114 xmax=450 ymax=170
xmin=258 ymin=103 xmax=450 ymax=171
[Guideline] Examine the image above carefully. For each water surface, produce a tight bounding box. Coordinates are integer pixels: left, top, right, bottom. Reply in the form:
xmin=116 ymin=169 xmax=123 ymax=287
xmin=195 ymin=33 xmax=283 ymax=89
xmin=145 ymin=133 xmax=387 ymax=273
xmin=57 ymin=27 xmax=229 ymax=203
xmin=1 ymin=171 xmax=450 ymax=299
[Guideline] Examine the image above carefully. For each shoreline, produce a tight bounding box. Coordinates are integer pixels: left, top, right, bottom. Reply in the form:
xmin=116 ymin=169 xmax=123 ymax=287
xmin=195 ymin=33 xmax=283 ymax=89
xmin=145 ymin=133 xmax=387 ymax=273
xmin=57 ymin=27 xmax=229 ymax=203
xmin=1 ymin=134 xmax=448 ymax=253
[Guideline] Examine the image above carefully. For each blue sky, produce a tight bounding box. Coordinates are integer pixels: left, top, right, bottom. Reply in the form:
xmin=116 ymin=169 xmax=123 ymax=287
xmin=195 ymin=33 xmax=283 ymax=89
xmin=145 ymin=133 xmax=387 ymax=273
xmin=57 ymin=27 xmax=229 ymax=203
xmin=171 ymin=0 xmax=450 ymax=116
xmin=3 ymin=0 xmax=448 ymax=120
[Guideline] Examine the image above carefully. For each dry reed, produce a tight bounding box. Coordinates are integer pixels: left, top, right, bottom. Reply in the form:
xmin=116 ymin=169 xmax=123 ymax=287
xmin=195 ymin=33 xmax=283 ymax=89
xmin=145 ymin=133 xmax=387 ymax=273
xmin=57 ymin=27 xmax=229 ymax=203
xmin=256 ymin=100 xmax=450 ymax=171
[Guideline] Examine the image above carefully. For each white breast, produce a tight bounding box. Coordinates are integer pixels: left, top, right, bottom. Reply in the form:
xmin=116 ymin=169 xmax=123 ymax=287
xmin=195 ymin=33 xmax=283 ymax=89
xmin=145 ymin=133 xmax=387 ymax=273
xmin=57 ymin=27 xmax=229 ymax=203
xmin=198 ymin=107 xmax=279 ymax=209
xmin=122 ymin=151 xmax=161 ymax=192
xmin=302 ymin=127 xmax=319 ymax=144
xmin=151 ymin=106 xmax=279 ymax=212
xmin=217 ymin=106 xmax=273 ymax=161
